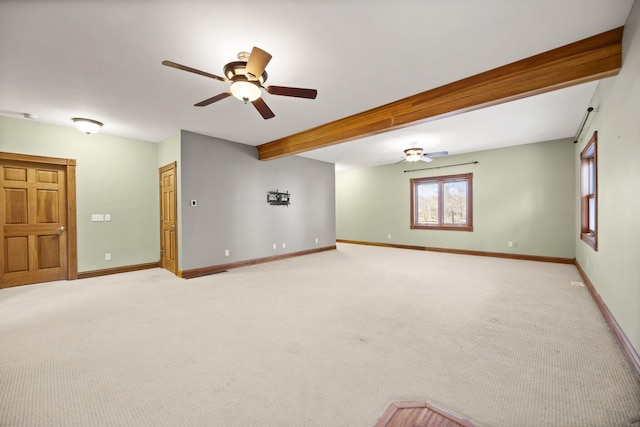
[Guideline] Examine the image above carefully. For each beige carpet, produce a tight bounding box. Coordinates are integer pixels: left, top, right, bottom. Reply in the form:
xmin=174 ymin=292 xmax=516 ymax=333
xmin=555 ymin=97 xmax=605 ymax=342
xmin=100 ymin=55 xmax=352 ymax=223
xmin=1 ymin=243 xmax=639 ymax=426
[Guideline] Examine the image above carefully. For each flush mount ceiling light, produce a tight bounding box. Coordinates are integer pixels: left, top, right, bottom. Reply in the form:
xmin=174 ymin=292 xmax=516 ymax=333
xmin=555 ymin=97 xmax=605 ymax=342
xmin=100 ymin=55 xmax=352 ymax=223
xmin=72 ymin=117 xmax=103 ymax=134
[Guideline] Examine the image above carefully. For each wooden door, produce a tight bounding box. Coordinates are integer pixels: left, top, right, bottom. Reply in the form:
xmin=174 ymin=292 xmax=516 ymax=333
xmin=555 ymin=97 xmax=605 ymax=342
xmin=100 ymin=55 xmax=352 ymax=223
xmin=1 ymin=159 xmax=70 ymax=287
xmin=159 ymin=162 xmax=177 ymax=274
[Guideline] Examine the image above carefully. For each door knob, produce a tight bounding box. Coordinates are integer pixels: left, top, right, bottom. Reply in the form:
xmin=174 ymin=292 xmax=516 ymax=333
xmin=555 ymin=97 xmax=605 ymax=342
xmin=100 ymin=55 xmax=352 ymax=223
xmin=58 ymin=226 xmax=65 ymax=232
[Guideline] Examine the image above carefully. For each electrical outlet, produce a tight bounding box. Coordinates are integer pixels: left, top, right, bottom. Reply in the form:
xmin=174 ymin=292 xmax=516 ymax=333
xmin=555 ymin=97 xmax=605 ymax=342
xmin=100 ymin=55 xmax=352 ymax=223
xmin=104 ymin=214 xmax=111 ymax=222
xmin=315 ymin=237 xmax=319 ymax=244
xmin=224 ymin=249 xmax=229 ymax=256
xmin=105 ymin=253 xmax=111 ymax=261
xmin=282 ymin=242 xmax=286 ymax=248
xmin=508 ymin=241 xmax=513 ymax=247
xmin=273 ymin=243 xmax=277 ymax=250
xmin=388 ymin=234 xmax=391 ymax=240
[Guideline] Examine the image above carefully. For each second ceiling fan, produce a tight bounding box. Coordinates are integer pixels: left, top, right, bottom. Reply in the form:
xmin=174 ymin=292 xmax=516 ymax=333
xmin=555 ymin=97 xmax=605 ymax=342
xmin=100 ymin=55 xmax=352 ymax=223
xmin=162 ymin=47 xmax=317 ymax=119
xmin=402 ymin=146 xmax=448 ymax=163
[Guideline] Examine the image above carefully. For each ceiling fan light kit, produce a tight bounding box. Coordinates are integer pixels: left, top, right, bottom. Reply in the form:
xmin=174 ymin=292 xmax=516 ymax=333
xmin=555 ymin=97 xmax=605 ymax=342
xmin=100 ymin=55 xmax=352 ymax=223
xmin=400 ymin=147 xmax=449 ymax=163
xmin=404 ymin=148 xmax=424 ymax=162
xmin=162 ymin=46 xmax=317 ymax=119
xmin=72 ymin=117 xmax=103 ymax=134
xmin=230 ymin=80 xmax=262 ymax=103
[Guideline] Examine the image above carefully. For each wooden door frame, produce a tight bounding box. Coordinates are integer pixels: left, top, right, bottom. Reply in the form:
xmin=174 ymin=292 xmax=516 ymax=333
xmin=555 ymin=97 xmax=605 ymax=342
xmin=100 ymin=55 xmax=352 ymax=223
xmin=159 ymin=161 xmax=177 ymax=274
xmin=0 ymin=152 xmax=78 ymax=280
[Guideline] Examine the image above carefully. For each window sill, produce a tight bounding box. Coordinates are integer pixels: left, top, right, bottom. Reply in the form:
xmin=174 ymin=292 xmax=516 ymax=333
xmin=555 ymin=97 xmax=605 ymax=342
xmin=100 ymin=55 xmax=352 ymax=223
xmin=581 ymin=233 xmax=597 ymax=251
xmin=411 ymin=225 xmax=473 ymax=232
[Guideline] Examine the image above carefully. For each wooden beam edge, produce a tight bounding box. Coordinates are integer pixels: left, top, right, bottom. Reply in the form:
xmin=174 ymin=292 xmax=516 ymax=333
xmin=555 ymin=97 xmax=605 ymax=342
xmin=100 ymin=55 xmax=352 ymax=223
xmin=258 ymin=27 xmax=623 ymax=160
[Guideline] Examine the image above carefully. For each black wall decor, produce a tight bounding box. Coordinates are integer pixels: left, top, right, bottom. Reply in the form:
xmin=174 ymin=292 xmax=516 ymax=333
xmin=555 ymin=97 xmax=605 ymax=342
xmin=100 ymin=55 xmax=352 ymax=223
xmin=267 ymin=190 xmax=290 ymax=206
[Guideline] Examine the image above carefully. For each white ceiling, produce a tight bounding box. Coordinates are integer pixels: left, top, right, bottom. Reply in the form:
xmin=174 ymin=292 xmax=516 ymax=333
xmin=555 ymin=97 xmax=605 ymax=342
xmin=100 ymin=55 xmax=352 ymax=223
xmin=0 ymin=0 xmax=634 ymax=170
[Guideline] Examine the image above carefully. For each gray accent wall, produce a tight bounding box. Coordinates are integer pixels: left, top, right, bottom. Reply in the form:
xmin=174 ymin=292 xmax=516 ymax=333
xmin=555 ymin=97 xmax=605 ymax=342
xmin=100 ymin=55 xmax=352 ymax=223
xmin=0 ymin=119 xmax=336 ymax=275
xmin=178 ymin=130 xmax=336 ymax=271
xmin=336 ymin=138 xmax=576 ymax=258
xmin=574 ymin=0 xmax=640 ymax=355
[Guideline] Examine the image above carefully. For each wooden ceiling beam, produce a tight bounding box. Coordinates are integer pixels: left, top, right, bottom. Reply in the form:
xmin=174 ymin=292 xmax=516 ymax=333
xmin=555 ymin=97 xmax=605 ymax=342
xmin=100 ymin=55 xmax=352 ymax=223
xmin=257 ymin=27 xmax=623 ymax=161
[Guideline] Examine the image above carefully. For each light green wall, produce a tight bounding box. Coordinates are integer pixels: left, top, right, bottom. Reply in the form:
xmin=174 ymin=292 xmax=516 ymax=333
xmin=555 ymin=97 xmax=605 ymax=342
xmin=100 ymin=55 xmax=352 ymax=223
xmin=336 ymin=0 xmax=640 ymax=357
xmin=0 ymin=118 xmax=337 ymax=275
xmin=337 ymin=138 xmax=575 ymax=258
xmin=158 ymin=130 xmax=181 ymax=169
xmin=574 ymin=0 xmax=640 ymax=354
xmin=0 ymin=116 xmax=160 ymax=272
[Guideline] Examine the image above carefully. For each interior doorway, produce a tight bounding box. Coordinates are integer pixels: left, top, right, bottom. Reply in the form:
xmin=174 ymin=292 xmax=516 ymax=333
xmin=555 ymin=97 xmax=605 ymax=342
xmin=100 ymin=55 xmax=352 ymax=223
xmin=0 ymin=152 xmax=78 ymax=288
xmin=159 ymin=162 xmax=177 ymax=274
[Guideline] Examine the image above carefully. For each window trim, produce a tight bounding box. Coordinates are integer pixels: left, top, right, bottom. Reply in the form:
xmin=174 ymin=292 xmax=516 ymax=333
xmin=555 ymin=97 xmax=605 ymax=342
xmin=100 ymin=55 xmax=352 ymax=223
xmin=580 ymin=131 xmax=597 ymax=251
xmin=410 ymin=173 xmax=473 ymax=231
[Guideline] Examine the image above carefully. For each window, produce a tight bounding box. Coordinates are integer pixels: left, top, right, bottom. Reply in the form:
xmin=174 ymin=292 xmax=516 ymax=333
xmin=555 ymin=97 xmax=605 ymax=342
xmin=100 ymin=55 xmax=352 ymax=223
xmin=410 ymin=173 xmax=473 ymax=231
xmin=580 ymin=131 xmax=597 ymax=250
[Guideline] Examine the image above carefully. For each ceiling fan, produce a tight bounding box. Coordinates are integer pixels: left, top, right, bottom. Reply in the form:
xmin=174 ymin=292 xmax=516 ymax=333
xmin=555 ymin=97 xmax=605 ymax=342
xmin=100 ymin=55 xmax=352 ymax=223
xmin=402 ymin=147 xmax=449 ymax=163
xmin=162 ymin=47 xmax=317 ymax=119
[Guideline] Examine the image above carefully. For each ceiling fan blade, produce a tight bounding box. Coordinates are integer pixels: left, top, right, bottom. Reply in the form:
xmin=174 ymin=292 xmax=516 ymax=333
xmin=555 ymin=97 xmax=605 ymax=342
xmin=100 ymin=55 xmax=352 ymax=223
xmin=246 ymin=47 xmax=272 ymax=80
xmin=419 ymin=157 xmax=434 ymax=163
xmin=251 ymin=97 xmax=275 ymax=119
xmin=267 ymin=86 xmax=318 ymax=99
xmin=424 ymin=151 xmax=449 ymax=157
xmin=194 ymin=92 xmax=231 ymax=107
xmin=162 ymin=60 xmax=227 ymax=82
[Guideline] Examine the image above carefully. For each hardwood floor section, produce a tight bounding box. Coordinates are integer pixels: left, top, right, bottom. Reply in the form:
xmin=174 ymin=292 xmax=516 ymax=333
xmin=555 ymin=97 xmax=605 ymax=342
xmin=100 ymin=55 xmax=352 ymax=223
xmin=375 ymin=402 xmax=474 ymax=427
